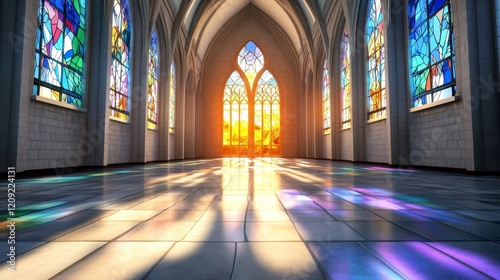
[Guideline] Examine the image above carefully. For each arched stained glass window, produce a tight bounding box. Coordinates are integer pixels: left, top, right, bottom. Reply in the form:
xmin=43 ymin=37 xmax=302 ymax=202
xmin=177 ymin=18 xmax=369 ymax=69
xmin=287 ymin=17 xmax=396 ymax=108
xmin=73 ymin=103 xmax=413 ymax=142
xmin=147 ymin=28 xmax=159 ymax=129
xmin=237 ymin=41 xmax=264 ymax=90
xmin=341 ymin=26 xmax=351 ymax=129
xmin=169 ymin=63 xmax=176 ymax=133
xmin=409 ymin=0 xmax=455 ymax=107
xmin=34 ymin=0 xmax=87 ymax=107
xmin=223 ymin=71 xmax=249 ymax=155
xmin=110 ymin=0 xmax=131 ymax=121
xmin=322 ymin=59 xmax=331 ymax=134
xmin=255 ymin=70 xmax=280 ymax=156
xmin=223 ymin=40 xmax=280 ymax=156
xmin=366 ymin=0 xmax=386 ymax=120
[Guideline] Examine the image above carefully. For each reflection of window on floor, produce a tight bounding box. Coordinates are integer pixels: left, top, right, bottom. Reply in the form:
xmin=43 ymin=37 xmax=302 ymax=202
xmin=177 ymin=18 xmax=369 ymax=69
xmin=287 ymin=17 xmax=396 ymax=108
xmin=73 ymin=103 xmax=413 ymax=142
xmin=223 ymin=41 xmax=280 ymax=156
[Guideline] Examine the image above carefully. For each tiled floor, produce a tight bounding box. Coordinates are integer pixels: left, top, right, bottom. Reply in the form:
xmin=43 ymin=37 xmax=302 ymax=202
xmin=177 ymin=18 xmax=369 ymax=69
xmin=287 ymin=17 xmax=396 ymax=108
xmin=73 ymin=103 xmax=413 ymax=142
xmin=1 ymin=158 xmax=500 ymax=279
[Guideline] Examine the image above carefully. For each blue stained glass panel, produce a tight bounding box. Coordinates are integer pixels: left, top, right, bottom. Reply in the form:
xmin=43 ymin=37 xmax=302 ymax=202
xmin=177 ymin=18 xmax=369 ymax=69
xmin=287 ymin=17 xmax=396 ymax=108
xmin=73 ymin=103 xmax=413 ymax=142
xmin=428 ymin=0 xmax=447 ymax=15
xmin=409 ymin=0 xmax=455 ymax=106
xmin=34 ymin=0 xmax=86 ymax=106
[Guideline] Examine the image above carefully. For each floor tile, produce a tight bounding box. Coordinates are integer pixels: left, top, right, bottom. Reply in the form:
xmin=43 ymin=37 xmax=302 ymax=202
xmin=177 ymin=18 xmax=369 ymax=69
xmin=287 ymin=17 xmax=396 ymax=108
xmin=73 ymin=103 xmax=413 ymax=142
xmin=364 ymin=242 xmax=491 ymax=279
xmin=308 ymin=242 xmax=404 ymax=279
xmin=199 ymin=210 xmax=246 ymax=221
xmin=425 ymin=242 xmax=500 ymax=278
xmin=247 ymin=200 xmax=284 ymax=210
xmin=308 ymin=195 xmax=364 ymax=210
xmin=286 ymin=210 xmax=335 ymax=221
xmin=8 ymin=158 xmax=500 ymax=278
xmin=0 ymin=242 xmax=46 ymax=262
xmin=0 ymin=242 xmax=105 ymax=279
xmin=118 ymin=221 xmax=196 ymax=241
xmin=146 ymin=242 xmax=235 ymax=280
xmin=57 ymin=221 xmax=139 ymax=241
xmin=456 ymin=210 xmax=500 ymax=221
xmin=294 ymin=221 xmax=365 ymax=241
xmin=245 ymin=222 xmax=302 ymax=241
xmin=149 ymin=209 xmax=205 ymax=222
xmin=394 ymin=221 xmax=483 ymax=241
xmin=370 ymin=210 xmax=433 ymax=221
xmin=17 ymin=221 xmax=93 ymax=241
xmin=232 ymin=242 xmax=323 ymax=280
xmin=246 ymin=210 xmax=290 ymax=221
xmin=184 ymin=221 xmax=245 ymax=242
xmin=100 ymin=210 xmax=161 ymax=221
xmin=441 ymin=220 xmax=500 ymax=240
xmin=129 ymin=200 xmax=178 ymax=210
xmin=52 ymin=242 xmax=173 ymax=279
xmin=345 ymin=221 xmax=426 ymax=241
xmin=327 ymin=210 xmax=385 ymax=221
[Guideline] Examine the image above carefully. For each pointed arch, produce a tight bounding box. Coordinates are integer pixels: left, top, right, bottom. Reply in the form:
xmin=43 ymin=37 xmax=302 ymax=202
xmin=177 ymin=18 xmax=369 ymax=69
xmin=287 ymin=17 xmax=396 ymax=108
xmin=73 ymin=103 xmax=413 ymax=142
xmin=322 ymin=59 xmax=331 ymax=134
xmin=223 ymin=71 xmax=249 ymax=155
xmin=366 ymin=0 xmax=386 ymax=120
xmin=340 ymin=25 xmax=351 ymax=129
xmin=237 ymin=40 xmax=264 ymax=90
xmin=147 ymin=27 xmax=159 ymax=129
xmin=223 ymin=40 xmax=281 ymax=156
xmin=110 ymin=0 xmax=132 ymax=121
xmin=169 ymin=62 xmax=176 ymax=133
xmin=254 ymin=70 xmax=280 ymax=156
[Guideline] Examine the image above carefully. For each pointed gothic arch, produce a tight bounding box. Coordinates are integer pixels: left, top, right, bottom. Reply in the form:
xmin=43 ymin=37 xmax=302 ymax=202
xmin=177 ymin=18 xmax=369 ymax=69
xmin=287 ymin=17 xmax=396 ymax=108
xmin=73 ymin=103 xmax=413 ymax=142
xmin=223 ymin=40 xmax=281 ymax=156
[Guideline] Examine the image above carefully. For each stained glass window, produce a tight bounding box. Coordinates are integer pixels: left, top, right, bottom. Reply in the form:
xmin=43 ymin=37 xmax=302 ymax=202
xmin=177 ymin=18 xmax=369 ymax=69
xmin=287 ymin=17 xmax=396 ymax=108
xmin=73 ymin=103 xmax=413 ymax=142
xmin=409 ymin=0 xmax=455 ymax=107
xmin=223 ymin=71 xmax=249 ymax=156
xmin=341 ymin=26 xmax=351 ymax=129
xmin=147 ymin=28 xmax=159 ymax=129
xmin=34 ymin=0 xmax=86 ymax=107
xmin=237 ymin=40 xmax=264 ymax=90
xmin=322 ymin=60 xmax=331 ymax=134
xmin=254 ymin=70 xmax=280 ymax=156
xmin=223 ymin=40 xmax=280 ymax=156
xmin=366 ymin=0 xmax=386 ymax=120
xmin=110 ymin=0 xmax=131 ymax=121
xmin=169 ymin=63 xmax=176 ymax=133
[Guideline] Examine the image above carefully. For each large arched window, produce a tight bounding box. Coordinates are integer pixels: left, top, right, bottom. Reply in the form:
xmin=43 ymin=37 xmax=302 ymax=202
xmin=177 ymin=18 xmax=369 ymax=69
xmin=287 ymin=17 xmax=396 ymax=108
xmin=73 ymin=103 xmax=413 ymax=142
xmin=110 ymin=0 xmax=131 ymax=121
xmin=223 ymin=41 xmax=280 ymax=156
xmin=341 ymin=26 xmax=351 ymax=129
xmin=409 ymin=0 xmax=455 ymax=107
xmin=254 ymin=70 xmax=280 ymax=155
xmin=34 ymin=0 xmax=87 ymax=107
xmin=322 ymin=60 xmax=331 ymax=134
xmin=147 ymin=28 xmax=159 ymax=129
xmin=169 ymin=63 xmax=176 ymax=133
xmin=223 ymin=71 xmax=249 ymax=155
xmin=366 ymin=0 xmax=386 ymax=120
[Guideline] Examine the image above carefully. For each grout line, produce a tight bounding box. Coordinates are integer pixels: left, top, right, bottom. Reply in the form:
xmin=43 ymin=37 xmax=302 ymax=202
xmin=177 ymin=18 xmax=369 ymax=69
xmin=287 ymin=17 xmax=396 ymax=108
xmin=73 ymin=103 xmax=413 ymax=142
xmin=229 ymin=242 xmax=238 ymax=280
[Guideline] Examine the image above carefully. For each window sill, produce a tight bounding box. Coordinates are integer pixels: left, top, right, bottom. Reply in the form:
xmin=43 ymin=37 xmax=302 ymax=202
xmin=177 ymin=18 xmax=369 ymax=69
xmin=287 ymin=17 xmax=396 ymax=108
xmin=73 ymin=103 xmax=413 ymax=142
xmin=109 ymin=115 xmax=130 ymax=124
xmin=341 ymin=126 xmax=351 ymax=131
xmin=147 ymin=127 xmax=159 ymax=131
xmin=367 ymin=116 xmax=386 ymax=124
xmin=31 ymin=95 xmax=87 ymax=112
xmin=410 ymin=96 xmax=459 ymax=113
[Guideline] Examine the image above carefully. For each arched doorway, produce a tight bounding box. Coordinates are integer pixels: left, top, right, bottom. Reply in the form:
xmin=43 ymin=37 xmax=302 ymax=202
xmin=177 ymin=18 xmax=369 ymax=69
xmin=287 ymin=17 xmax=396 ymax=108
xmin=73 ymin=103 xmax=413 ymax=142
xmin=222 ymin=40 xmax=280 ymax=156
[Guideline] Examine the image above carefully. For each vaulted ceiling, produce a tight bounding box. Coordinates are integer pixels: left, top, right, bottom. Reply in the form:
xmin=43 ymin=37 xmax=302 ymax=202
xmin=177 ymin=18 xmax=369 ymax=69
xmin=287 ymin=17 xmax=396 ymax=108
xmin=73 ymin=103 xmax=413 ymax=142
xmin=167 ymin=0 xmax=331 ymax=60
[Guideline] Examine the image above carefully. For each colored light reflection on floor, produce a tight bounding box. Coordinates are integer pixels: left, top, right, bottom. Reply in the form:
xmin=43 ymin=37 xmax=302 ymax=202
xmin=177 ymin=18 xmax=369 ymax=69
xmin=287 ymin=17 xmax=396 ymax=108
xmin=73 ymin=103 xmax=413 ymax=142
xmin=1 ymin=158 xmax=499 ymax=279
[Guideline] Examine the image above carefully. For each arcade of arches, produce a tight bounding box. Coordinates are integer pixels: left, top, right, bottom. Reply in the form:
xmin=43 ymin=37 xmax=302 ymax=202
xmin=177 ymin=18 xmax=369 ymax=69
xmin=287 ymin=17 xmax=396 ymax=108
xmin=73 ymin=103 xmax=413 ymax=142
xmin=1 ymin=0 xmax=500 ymax=172
xmin=2 ymin=1 xmax=500 ymax=279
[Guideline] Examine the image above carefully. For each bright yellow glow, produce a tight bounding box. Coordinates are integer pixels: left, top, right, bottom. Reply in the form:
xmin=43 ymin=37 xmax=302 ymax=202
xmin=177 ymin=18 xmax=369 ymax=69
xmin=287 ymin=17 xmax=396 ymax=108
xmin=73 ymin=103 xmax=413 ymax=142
xmin=223 ymin=42 xmax=280 ymax=156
